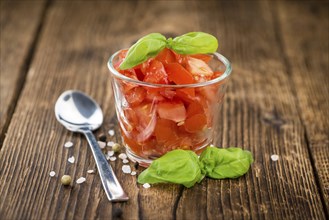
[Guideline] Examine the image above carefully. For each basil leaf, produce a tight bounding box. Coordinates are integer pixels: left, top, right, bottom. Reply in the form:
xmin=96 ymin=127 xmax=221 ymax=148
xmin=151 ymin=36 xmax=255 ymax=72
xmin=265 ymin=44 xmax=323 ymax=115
xmin=120 ymin=33 xmax=166 ymax=70
xmin=168 ymin=32 xmax=218 ymax=54
xmin=199 ymin=147 xmax=253 ymax=179
xmin=137 ymin=150 xmax=205 ymax=188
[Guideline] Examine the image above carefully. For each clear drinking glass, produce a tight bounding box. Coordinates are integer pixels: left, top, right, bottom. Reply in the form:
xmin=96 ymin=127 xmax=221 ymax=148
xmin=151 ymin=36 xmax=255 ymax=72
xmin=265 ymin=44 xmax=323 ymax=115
xmin=108 ymin=51 xmax=231 ymax=167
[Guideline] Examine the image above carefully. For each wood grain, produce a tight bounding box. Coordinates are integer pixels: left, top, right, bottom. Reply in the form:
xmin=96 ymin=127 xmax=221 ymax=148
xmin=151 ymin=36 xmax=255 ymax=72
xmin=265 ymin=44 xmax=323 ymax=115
xmin=0 ymin=0 xmax=327 ymax=219
xmin=0 ymin=0 xmax=46 ymax=144
xmin=276 ymin=0 xmax=329 ymax=214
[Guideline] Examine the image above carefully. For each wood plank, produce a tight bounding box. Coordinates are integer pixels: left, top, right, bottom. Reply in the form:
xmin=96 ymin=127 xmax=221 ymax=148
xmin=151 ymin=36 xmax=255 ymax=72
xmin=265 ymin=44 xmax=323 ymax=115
xmin=176 ymin=0 xmax=326 ymax=219
xmin=0 ymin=0 xmax=46 ymax=144
xmin=276 ymin=0 xmax=329 ymax=214
xmin=0 ymin=0 xmax=326 ymax=220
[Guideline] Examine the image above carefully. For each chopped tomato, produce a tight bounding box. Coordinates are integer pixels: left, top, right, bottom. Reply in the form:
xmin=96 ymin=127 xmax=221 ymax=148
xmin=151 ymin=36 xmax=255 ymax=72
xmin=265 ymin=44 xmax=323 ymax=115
xmin=155 ymin=48 xmax=176 ymax=64
xmin=186 ymin=57 xmax=213 ymax=76
xmin=124 ymin=86 xmax=146 ymax=106
xmin=184 ymin=113 xmax=207 ymax=133
xmin=186 ymin=101 xmax=205 ymax=118
xmin=159 ymin=88 xmax=176 ymax=100
xmin=154 ymin=118 xmax=178 ymax=142
xmin=144 ymin=60 xmax=168 ymax=84
xmin=157 ymin=101 xmax=186 ymax=122
xmin=165 ymin=63 xmax=194 ymax=84
xmin=190 ymin=54 xmax=212 ymax=63
xmin=145 ymin=88 xmax=166 ymax=102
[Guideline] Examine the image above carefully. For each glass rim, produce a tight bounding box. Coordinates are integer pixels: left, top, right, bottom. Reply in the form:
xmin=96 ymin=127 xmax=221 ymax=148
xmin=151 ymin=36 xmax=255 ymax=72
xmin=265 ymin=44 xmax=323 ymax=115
xmin=107 ymin=50 xmax=232 ymax=88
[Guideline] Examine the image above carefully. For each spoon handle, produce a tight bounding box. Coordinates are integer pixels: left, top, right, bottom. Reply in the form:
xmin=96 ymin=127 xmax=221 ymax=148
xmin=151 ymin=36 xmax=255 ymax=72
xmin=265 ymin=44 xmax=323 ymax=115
xmin=83 ymin=130 xmax=129 ymax=202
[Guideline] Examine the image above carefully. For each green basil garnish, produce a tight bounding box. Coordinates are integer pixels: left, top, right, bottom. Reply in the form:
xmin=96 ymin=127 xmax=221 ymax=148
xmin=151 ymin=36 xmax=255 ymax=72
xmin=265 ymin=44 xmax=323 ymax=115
xmin=137 ymin=146 xmax=253 ymax=188
xmin=119 ymin=33 xmax=167 ymax=70
xmin=119 ymin=32 xmax=218 ymax=70
xmin=167 ymin=32 xmax=218 ymax=55
xmin=137 ymin=150 xmax=205 ymax=188
xmin=199 ymin=147 xmax=254 ymax=179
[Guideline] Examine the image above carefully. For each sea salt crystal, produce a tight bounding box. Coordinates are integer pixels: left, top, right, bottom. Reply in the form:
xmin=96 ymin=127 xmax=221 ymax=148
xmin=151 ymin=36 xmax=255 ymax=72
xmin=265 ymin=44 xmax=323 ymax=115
xmin=76 ymin=177 xmax=86 ymax=184
xmin=122 ymin=159 xmax=129 ymax=164
xmin=131 ymin=171 xmax=137 ymax=176
xmin=107 ymin=150 xmax=114 ymax=157
xmin=49 ymin=171 xmax=56 ymax=177
xmin=64 ymin=141 xmax=73 ymax=148
xmin=122 ymin=165 xmax=131 ymax=174
xmin=107 ymin=141 xmax=115 ymax=147
xmin=143 ymin=183 xmax=151 ymax=188
xmin=109 ymin=156 xmax=117 ymax=161
xmin=98 ymin=141 xmax=106 ymax=149
xmin=119 ymin=153 xmax=127 ymax=160
xmin=68 ymin=156 xmax=75 ymax=163
xmin=271 ymin=154 xmax=279 ymax=161
xmin=108 ymin=129 xmax=115 ymax=136
xmin=87 ymin=170 xmax=95 ymax=174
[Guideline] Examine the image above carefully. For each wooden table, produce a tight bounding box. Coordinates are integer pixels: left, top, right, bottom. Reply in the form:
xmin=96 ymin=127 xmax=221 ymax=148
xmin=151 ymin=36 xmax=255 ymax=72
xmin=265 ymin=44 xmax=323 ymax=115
xmin=1 ymin=0 xmax=328 ymax=219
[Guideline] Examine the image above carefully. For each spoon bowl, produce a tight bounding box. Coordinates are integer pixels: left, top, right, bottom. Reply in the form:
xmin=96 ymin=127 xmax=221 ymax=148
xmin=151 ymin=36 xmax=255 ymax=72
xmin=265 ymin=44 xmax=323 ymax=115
xmin=55 ymin=90 xmax=103 ymax=132
xmin=55 ymin=90 xmax=129 ymax=202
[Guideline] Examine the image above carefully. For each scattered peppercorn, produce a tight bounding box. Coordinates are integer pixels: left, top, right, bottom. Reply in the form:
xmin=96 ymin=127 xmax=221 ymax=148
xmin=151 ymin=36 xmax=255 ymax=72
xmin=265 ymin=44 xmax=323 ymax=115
xmin=61 ymin=175 xmax=72 ymax=186
xmin=112 ymin=143 xmax=121 ymax=152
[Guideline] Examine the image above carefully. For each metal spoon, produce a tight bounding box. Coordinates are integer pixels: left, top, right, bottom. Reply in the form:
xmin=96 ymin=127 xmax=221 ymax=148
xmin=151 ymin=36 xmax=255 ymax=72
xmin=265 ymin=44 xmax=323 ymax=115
xmin=55 ymin=90 xmax=129 ymax=202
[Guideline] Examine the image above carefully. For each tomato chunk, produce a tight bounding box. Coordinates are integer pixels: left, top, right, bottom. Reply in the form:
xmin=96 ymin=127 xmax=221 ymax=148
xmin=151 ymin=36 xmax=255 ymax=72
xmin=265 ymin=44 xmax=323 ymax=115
xmin=155 ymin=48 xmax=176 ymax=64
xmin=184 ymin=113 xmax=207 ymax=133
xmin=154 ymin=118 xmax=178 ymax=142
xmin=144 ymin=60 xmax=168 ymax=84
xmin=124 ymin=86 xmax=146 ymax=106
xmin=186 ymin=57 xmax=213 ymax=76
xmin=157 ymin=101 xmax=186 ymax=122
xmin=165 ymin=63 xmax=194 ymax=84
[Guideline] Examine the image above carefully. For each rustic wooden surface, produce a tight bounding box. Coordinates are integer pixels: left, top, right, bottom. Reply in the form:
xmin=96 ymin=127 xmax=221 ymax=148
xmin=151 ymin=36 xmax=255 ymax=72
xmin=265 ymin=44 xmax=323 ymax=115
xmin=0 ymin=1 xmax=328 ymax=220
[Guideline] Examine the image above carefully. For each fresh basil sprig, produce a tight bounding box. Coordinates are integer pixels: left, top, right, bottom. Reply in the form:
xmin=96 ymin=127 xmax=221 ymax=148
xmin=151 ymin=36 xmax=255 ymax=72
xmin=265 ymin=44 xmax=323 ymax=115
xmin=167 ymin=32 xmax=218 ymax=55
xmin=137 ymin=150 xmax=204 ymax=188
xmin=199 ymin=147 xmax=254 ymax=179
xmin=137 ymin=146 xmax=253 ymax=188
xmin=119 ymin=32 xmax=218 ymax=70
xmin=120 ymin=33 xmax=167 ymax=70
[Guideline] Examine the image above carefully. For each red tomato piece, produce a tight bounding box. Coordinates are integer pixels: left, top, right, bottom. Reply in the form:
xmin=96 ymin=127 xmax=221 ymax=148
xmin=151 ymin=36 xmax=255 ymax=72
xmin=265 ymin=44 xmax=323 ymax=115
xmin=157 ymin=101 xmax=186 ymax=122
xmin=186 ymin=57 xmax=213 ymax=76
xmin=165 ymin=63 xmax=194 ymax=84
xmin=186 ymin=101 xmax=205 ymax=118
xmin=190 ymin=54 xmax=212 ymax=63
xmin=144 ymin=60 xmax=169 ymax=84
xmin=154 ymin=118 xmax=178 ymax=143
xmin=184 ymin=113 xmax=207 ymax=133
xmin=145 ymin=88 xmax=166 ymax=102
xmin=155 ymin=48 xmax=176 ymax=64
xmin=124 ymin=86 xmax=146 ymax=106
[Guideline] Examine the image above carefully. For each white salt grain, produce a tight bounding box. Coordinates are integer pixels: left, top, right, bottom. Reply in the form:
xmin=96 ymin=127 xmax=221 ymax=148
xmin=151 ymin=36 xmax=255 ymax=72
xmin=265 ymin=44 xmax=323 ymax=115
xmin=107 ymin=141 xmax=115 ymax=147
xmin=107 ymin=150 xmax=114 ymax=157
xmin=109 ymin=156 xmax=117 ymax=161
xmin=122 ymin=159 xmax=129 ymax=164
xmin=49 ymin=171 xmax=56 ymax=177
xmin=131 ymin=171 xmax=137 ymax=176
xmin=68 ymin=156 xmax=75 ymax=163
xmin=87 ymin=170 xmax=95 ymax=174
xmin=76 ymin=177 xmax=86 ymax=184
xmin=108 ymin=129 xmax=115 ymax=136
xmin=119 ymin=153 xmax=127 ymax=160
xmin=122 ymin=165 xmax=131 ymax=174
xmin=98 ymin=141 xmax=106 ymax=149
xmin=143 ymin=183 xmax=151 ymax=188
xmin=64 ymin=141 xmax=73 ymax=148
xmin=271 ymin=154 xmax=279 ymax=161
